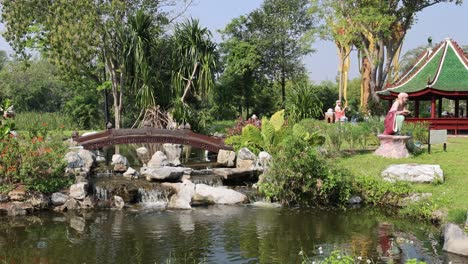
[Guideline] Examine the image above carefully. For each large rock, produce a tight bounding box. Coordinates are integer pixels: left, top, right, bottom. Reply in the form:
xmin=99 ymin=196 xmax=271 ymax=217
xmin=7 ymin=202 xmax=29 ymax=216
xmin=65 ymin=149 xmax=96 ymax=174
xmin=236 ymin=147 xmax=256 ymax=170
xmin=212 ymin=168 xmax=257 ymax=185
xmin=113 ymin=196 xmax=125 ymax=210
xmin=163 ymin=143 xmax=183 ymax=166
xmin=443 ymin=223 xmax=468 ymax=256
xmin=374 ymin=135 xmax=411 ymax=159
xmin=54 ymin=198 xmax=80 ymax=212
xmin=0 ymin=194 xmax=8 ymax=203
xmin=256 ymin=151 xmax=272 ymax=171
xmin=381 ymin=164 xmax=444 ymax=183
xmin=93 ymin=150 xmax=106 ymax=163
xmin=147 ymin=151 xmax=169 ymax=168
xmin=136 ymin=147 xmax=151 ymax=165
xmin=163 ymin=180 xmax=196 ymax=209
xmin=123 ymin=167 xmax=139 ymax=180
xmin=65 ymin=151 xmax=82 ymax=169
xmin=27 ymin=193 xmax=50 ymax=209
xmin=217 ymin=149 xmax=236 ymax=167
xmin=69 ymin=182 xmax=88 ymax=200
xmin=111 ymin=154 xmax=129 ymax=172
xmin=193 ymin=184 xmax=247 ymax=204
xmin=8 ymin=187 xmax=27 ymax=202
xmin=79 ymin=196 xmax=96 ymax=209
xmin=142 ymin=166 xmax=192 ymax=181
xmin=111 ymin=154 xmax=129 ymax=166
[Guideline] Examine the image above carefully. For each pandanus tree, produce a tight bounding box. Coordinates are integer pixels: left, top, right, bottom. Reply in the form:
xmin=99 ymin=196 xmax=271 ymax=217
xmin=123 ymin=11 xmax=160 ymax=117
xmin=1 ymin=0 xmax=174 ymax=128
xmin=170 ymin=19 xmax=218 ymax=123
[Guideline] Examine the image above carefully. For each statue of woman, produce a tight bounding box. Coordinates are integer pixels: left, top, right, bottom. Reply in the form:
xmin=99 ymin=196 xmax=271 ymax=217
xmin=383 ymin=93 xmax=410 ymax=135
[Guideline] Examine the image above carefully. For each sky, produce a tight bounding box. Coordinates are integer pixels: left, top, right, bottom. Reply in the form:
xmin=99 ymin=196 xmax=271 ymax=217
xmin=182 ymin=0 xmax=468 ymax=82
xmin=1 ymin=0 xmax=467 ymax=83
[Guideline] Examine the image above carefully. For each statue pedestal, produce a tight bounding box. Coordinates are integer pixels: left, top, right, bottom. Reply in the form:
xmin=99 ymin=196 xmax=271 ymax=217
xmin=374 ymin=134 xmax=411 ymax=159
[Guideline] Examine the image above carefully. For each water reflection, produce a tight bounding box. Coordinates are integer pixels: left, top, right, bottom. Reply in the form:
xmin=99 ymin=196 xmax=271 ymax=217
xmin=0 ymin=206 xmax=459 ymax=263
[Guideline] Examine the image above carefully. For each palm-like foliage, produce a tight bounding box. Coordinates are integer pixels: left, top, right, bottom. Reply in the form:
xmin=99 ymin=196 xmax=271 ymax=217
xmin=286 ymin=83 xmax=323 ymax=124
xmin=125 ymin=10 xmax=158 ymax=109
xmin=171 ymin=19 xmax=218 ymax=104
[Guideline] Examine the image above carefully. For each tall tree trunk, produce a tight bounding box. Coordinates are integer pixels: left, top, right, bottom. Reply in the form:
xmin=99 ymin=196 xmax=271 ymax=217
xmin=360 ymin=56 xmax=371 ymax=111
xmin=107 ymin=58 xmax=124 ymax=129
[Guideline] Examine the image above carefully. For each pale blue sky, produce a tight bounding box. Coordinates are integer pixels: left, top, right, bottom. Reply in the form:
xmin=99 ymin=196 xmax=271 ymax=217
xmin=183 ymin=0 xmax=468 ymax=82
xmin=1 ymin=0 xmax=467 ymax=83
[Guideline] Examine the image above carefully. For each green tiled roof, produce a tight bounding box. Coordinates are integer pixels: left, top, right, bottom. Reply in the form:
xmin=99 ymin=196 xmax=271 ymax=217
xmin=378 ymin=39 xmax=468 ymax=97
xmin=431 ymin=47 xmax=468 ymax=91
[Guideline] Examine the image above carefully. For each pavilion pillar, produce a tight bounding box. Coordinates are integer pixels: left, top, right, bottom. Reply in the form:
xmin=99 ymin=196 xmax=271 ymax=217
xmin=438 ymin=98 xmax=442 ymax=117
xmin=455 ymin=99 xmax=459 ymax=118
xmin=414 ymin=100 xmax=420 ymax=118
xmin=431 ymin=96 xmax=436 ymax=118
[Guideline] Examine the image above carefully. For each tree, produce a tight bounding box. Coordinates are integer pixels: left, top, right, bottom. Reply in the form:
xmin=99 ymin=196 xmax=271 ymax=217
xmin=318 ymin=1 xmax=358 ymax=108
xmin=220 ymin=17 xmax=262 ymax=118
xmin=318 ymin=0 xmax=463 ymax=111
xmin=0 ymin=51 xmax=8 ymax=71
xmin=170 ymin=19 xmax=218 ymax=124
xmin=1 ymin=0 xmax=175 ymax=128
xmin=218 ymin=0 xmax=318 ymax=120
xmin=254 ymin=0 xmax=317 ymax=106
xmin=0 ymin=59 xmax=68 ymax=112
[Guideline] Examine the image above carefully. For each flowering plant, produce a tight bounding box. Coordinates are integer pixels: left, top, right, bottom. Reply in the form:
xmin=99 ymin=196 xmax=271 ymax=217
xmin=0 ymin=131 xmax=70 ymax=194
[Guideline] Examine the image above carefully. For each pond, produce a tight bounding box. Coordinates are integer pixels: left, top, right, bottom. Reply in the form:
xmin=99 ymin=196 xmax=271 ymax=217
xmin=0 ymin=206 xmax=462 ymax=264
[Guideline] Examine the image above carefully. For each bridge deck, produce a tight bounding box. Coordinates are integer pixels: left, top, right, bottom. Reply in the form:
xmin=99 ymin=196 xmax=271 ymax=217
xmin=73 ymin=128 xmax=232 ymax=153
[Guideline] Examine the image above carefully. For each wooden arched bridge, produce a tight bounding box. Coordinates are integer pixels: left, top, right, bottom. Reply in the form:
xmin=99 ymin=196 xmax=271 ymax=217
xmin=73 ymin=128 xmax=232 ymax=153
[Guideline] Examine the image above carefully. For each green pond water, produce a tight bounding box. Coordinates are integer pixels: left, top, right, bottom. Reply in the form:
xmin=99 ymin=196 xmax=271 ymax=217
xmin=0 ymin=206 xmax=463 ymax=264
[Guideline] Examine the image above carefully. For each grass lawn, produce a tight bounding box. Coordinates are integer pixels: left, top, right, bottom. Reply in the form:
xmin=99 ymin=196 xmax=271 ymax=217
xmin=337 ymin=137 xmax=468 ymax=223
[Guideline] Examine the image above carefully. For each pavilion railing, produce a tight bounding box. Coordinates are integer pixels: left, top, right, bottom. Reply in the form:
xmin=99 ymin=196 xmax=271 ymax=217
xmin=406 ymin=117 xmax=468 ymax=135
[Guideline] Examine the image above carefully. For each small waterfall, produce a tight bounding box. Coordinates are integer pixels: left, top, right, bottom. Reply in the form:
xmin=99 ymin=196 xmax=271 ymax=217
xmin=138 ymin=188 xmax=169 ymax=208
xmin=94 ymin=186 xmax=110 ymax=201
xmin=190 ymin=169 xmax=224 ymax=186
xmin=190 ymin=175 xmax=223 ymax=186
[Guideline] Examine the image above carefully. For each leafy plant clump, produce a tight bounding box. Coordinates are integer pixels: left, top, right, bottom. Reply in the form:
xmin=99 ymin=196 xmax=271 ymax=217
xmin=0 ymin=128 xmax=71 ymax=194
xmin=225 ymin=110 xmax=285 ymax=154
xmin=0 ymin=99 xmax=15 ymax=140
xmin=258 ymin=136 xmax=353 ymax=206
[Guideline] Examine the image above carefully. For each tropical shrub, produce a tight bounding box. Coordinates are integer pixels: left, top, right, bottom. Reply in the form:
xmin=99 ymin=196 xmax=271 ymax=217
xmin=401 ymin=121 xmax=430 ymax=144
xmin=258 ymin=135 xmax=352 ymax=206
xmin=226 ymin=115 xmax=262 ymax=136
xmin=0 ymin=129 xmax=71 ymax=193
xmin=286 ymin=83 xmax=323 ymax=124
xmin=353 ymin=175 xmax=412 ymax=206
xmin=224 ymin=110 xmax=304 ymax=154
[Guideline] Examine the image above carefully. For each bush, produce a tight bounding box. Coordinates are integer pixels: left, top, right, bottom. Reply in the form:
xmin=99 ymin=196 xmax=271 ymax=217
xmin=0 ymin=131 xmax=71 ymax=194
xmin=258 ymin=135 xmax=352 ymax=206
xmin=353 ymin=175 xmax=412 ymax=206
xmin=286 ymin=83 xmax=323 ymax=123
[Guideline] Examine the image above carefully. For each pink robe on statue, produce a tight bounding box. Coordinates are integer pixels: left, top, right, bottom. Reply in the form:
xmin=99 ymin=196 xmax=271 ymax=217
xmin=383 ymin=110 xmax=397 ymax=135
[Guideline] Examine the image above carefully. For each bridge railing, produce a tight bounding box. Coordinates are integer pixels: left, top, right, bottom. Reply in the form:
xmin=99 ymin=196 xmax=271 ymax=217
xmin=73 ymin=128 xmax=232 ymax=153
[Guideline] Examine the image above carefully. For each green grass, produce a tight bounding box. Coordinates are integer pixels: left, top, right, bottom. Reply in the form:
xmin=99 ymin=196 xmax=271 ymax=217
xmin=14 ymin=112 xmax=76 ymax=130
xmin=337 ymin=137 xmax=468 ymax=223
xmin=208 ymin=120 xmax=236 ymax=134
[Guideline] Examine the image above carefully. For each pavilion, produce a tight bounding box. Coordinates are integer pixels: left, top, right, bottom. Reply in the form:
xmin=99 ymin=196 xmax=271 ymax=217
xmin=377 ymin=38 xmax=468 ymax=134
